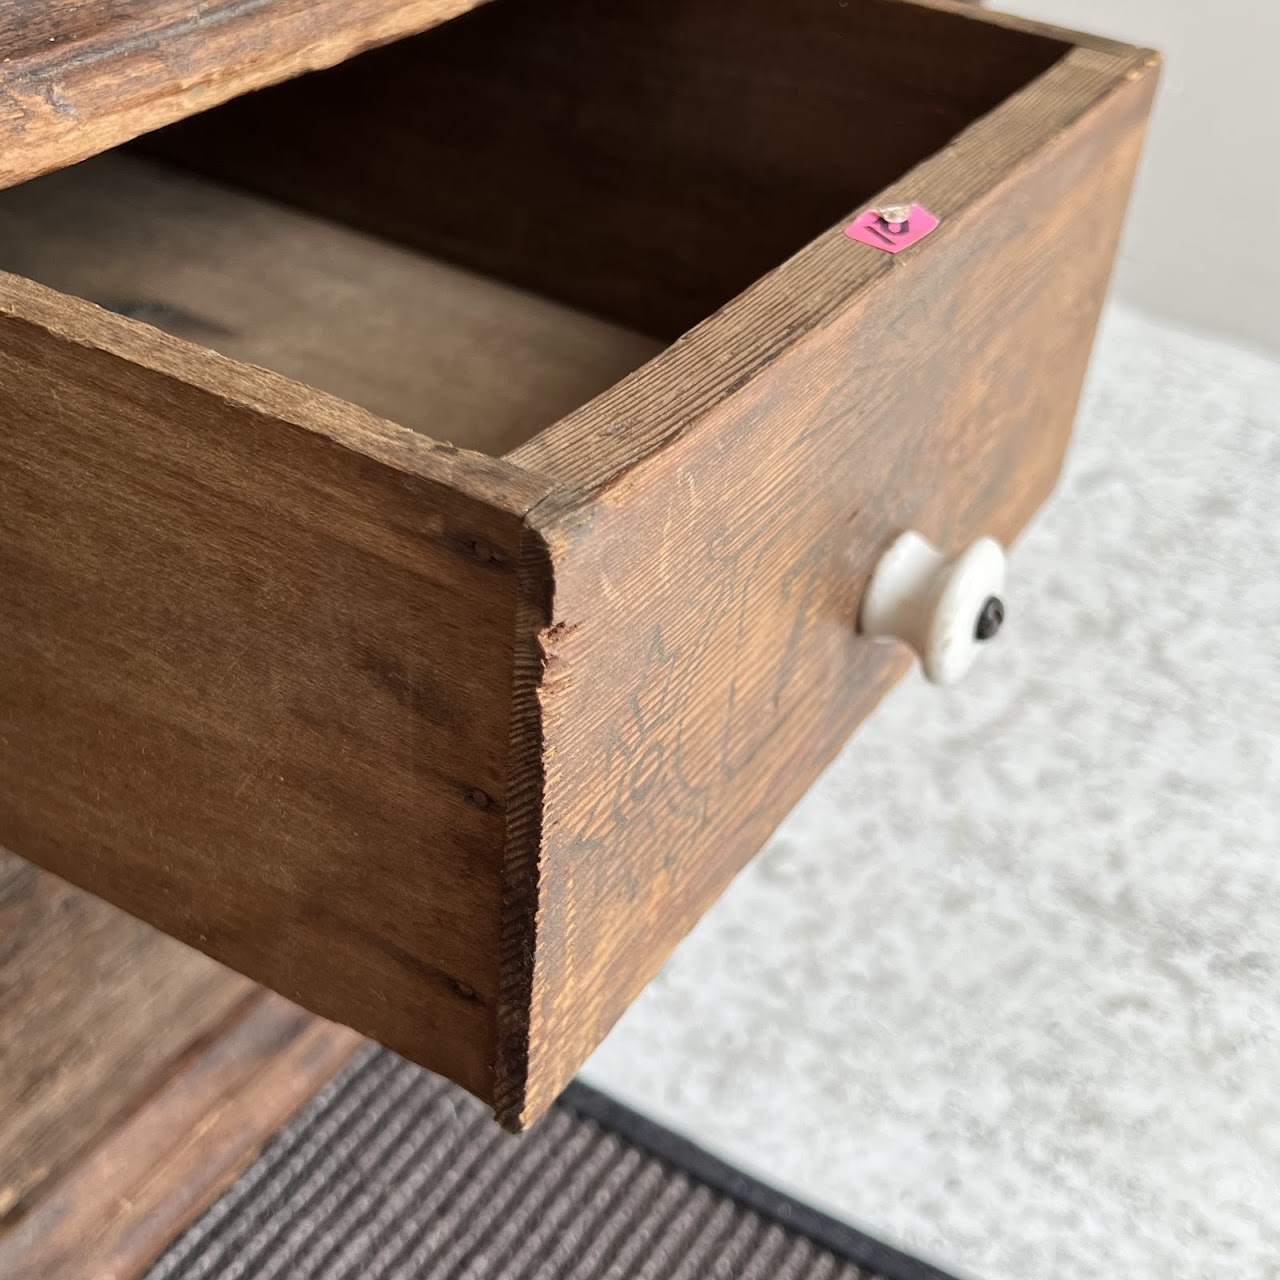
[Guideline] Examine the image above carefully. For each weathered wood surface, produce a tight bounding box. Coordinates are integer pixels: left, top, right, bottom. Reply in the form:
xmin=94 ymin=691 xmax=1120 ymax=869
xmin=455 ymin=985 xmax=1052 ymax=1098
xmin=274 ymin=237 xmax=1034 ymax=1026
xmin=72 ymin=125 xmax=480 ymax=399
xmin=497 ymin=45 xmax=1161 ymax=1126
xmin=0 ymin=851 xmax=361 ymax=1280
xmin=0 ymin=853 xmax=252 ymax=1223
xmin=0 ymin=154 xmax=658 ymax=457
xmin=0 ymin=0 xmax=494 ymax=189
xmin=0 ymin=268 xmax=551 ymax=1100
xmin=0 ymin=0 xmax=1157 ymax=1129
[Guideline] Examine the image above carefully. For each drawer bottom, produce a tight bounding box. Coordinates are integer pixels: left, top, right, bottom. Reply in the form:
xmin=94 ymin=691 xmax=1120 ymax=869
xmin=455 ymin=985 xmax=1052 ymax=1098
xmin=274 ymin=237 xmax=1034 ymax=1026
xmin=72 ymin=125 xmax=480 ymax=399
xmin=0 ymin=155 xmax=661 ymax=460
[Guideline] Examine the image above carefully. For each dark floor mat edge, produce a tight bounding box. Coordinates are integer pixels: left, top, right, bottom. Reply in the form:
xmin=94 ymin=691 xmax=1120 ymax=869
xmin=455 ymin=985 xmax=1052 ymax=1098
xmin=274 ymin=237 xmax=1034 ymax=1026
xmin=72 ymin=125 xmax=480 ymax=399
xmin=558 ymin=1081 xmax=967 ymax=1280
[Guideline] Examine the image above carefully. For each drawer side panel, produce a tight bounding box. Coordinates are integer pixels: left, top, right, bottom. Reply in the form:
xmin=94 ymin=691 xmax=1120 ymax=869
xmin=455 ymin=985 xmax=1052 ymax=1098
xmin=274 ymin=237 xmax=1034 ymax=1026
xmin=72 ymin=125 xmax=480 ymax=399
xmin=0 ymin=284 xmax=539 ymax=1100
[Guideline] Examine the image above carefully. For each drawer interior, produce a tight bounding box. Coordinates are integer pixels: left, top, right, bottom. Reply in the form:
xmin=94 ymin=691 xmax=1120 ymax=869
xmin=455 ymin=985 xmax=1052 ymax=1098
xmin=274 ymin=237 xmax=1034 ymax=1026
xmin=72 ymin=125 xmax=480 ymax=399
xmin=0 ymin=0 xmax=1070 ymax=461
xmin=0 ymin=156 xmax=661 ymax=459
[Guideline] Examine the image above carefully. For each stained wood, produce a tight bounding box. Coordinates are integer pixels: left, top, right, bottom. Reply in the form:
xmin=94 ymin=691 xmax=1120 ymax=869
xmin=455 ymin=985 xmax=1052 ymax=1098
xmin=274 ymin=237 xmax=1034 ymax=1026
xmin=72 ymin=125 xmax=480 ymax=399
xmin=0 ymin=268 xmax=552 ymax=1100
xmin=495 ymin=44 xmax=1162 ymax=1126
xmin=0 ymin=155 xmax=658 ymax=458
xmin=0 ymin=853 xmax=252 ymax=1222
xmin=0 ymin=0 xmax=1158 ymax=1131
xmin=140 ymin=0 xmax=1072 ymax=340
xmin=0 ymin=0 xmax=495 ymax=190
xmin=0 ymin=851 xmax=360 ymax=1280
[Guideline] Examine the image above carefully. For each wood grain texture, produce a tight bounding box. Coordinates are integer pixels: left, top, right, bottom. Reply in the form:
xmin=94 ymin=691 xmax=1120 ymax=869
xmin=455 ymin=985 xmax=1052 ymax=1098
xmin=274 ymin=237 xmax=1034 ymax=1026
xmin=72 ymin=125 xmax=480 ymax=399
xmin=0 ymin=0 xmax=1158 ymax=1130
xmin=0 ymin=853 xmax=253 ymax=1223
xmin=0 ymin=0 xmax=495 ymax=190
xmin=0 ymin=154 xmax=659 ymax=457
xmin=496 ymin=43 xmax=1161 ymax=1126
xmin=2 ymin=1007 xmax=357 ymax=1280
xmin=139 ymin=0 xmax=1071 ymax=341
xmin=0 ymin=851 xmax=360 ymax=1280
xmin=0 ymin=270 xmax=552 ymax=1100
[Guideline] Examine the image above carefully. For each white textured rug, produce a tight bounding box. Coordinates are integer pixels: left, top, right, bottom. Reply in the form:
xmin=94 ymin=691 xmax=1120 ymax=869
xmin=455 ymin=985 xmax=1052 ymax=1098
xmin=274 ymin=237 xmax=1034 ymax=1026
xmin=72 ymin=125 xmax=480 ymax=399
xmin=582 ymin=306 xmax=1280 ymax=1280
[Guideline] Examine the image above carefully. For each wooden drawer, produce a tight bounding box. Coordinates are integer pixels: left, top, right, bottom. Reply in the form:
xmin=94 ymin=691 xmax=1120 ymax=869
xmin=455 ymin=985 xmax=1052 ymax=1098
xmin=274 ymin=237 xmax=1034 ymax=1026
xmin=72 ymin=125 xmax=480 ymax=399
xmin=0 ymin=0 xmax=1158 ymax=1128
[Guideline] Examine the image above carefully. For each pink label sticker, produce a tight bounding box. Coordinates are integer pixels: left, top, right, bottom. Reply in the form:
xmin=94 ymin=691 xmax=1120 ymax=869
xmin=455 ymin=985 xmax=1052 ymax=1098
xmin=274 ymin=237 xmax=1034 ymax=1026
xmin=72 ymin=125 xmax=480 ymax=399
xmin=845 ymin=204 xmax=940 ymax=254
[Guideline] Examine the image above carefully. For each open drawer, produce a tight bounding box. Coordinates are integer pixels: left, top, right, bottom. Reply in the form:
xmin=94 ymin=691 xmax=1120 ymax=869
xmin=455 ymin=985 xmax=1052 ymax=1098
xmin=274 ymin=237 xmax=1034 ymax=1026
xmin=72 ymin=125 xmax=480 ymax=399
xmin=0 ymin=0 xmax=1158 ymax=1128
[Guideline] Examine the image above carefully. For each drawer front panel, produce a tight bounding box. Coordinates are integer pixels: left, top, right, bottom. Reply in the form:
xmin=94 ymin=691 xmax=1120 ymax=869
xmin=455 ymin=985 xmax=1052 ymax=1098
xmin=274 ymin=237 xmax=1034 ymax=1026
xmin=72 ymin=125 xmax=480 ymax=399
xmin=503 ymin=50 xmax=1159 ymax=1126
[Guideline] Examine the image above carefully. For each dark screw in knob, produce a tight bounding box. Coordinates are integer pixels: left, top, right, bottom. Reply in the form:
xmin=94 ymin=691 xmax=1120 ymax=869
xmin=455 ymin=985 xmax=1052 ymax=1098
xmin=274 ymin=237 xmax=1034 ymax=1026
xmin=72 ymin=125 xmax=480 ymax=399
xmin=975 ymin=596 xmax=1005 ymax=642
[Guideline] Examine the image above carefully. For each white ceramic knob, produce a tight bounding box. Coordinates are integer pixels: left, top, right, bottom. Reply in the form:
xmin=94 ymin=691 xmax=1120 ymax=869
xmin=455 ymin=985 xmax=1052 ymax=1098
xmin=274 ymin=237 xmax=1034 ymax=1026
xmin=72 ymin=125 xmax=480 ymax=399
xmin=858 ymin=532 xmax=1006 ymax=684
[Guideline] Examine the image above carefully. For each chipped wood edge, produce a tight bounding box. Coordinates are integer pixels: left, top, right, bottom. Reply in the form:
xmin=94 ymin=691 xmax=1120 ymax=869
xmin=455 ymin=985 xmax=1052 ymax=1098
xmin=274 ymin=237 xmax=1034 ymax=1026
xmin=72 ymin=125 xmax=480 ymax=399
xmin=492 ymin=519 xmax=557 ymax=1129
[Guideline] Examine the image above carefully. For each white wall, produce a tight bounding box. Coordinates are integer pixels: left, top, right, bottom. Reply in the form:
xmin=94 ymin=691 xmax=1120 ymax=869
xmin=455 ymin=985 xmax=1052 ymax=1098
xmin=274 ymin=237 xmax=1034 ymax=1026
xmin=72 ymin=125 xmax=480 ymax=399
xmin=1001 ymin=0 xmax=1280 ymax=356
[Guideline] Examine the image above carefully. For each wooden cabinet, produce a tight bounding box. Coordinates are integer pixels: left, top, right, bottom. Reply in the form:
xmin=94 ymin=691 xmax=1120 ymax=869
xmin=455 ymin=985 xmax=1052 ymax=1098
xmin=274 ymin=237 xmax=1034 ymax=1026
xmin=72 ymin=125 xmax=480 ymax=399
xmin=0 ymin=0 xmax=1158 ymax=1127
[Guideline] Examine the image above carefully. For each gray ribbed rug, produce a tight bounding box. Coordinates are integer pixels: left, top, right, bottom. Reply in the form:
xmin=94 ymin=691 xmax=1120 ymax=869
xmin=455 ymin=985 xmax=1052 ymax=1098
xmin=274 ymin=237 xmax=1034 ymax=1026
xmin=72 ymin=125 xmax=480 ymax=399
xmin=145 ymin=1044 xmax=956 ymax=1280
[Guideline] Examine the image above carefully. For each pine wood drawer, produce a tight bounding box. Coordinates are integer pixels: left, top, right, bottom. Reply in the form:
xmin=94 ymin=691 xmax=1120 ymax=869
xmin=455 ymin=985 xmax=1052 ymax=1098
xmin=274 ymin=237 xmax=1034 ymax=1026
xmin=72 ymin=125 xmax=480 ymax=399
xmin=0 ymin=0 xmax=1158 ymax=1128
